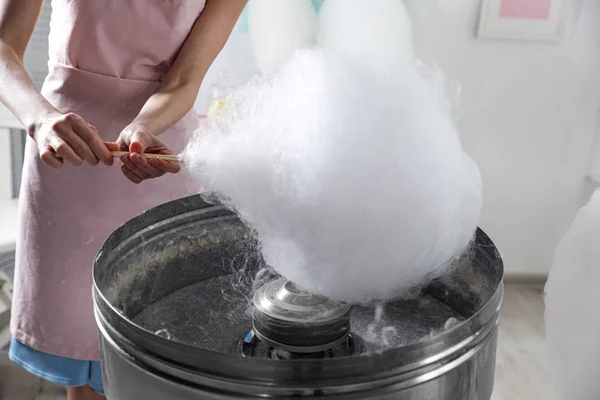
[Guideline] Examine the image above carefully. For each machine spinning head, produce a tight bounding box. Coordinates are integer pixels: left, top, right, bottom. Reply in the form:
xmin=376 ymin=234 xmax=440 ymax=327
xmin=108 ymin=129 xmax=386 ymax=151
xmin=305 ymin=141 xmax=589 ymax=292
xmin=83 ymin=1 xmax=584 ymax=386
xmin=242 ymin=278 xmax=360 ymax=359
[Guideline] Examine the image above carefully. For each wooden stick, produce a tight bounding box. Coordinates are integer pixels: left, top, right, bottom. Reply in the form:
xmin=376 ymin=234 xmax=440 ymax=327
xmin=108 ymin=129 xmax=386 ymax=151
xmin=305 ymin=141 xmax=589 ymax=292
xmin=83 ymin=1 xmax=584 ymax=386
xmin=111 ymin=151 xmax=180 ymax=163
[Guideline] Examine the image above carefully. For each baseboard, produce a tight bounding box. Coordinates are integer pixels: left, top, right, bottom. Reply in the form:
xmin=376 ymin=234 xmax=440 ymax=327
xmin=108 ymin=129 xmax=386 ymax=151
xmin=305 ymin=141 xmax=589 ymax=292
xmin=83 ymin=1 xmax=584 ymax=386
xmin=504 ymin=273 xmax=548 ymax=286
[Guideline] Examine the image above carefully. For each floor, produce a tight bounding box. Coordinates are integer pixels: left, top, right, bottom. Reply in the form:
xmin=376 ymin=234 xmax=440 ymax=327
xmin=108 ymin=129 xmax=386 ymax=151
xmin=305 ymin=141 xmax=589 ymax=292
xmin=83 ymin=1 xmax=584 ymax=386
xmin=0 ymin=283 xmax=553 ymax=400
xmin=492 ymin=283 xmax=555 ymax=400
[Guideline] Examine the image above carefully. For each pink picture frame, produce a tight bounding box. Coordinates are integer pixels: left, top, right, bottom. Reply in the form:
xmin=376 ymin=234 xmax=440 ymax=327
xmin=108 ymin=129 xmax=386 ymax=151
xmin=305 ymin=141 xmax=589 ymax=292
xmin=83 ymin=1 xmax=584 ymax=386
xmin=478 ymin=0 xmax=569 ymax=41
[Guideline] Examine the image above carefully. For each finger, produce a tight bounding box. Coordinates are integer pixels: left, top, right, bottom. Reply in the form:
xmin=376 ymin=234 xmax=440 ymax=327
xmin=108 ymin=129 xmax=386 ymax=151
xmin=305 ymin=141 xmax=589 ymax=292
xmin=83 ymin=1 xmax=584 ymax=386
xmin=129 ymin=132 xmax=154 ymax=154
xmin=121 ymin=155 xmax=151 ymax=180
xmin=130 ymin=153 xmax=165 ymax=178
xmin=70 ymin=116 xmax=112 ymax=165
xmin=39 ymin=146 xmax=63 ymax=169
xmin=116 ymin=137 xmax=129 ymax=151
xmin=49 ymin=137 xmax=83 ymax=166
xmin=58 ymin=128 xmax=98 ymax=165
xmin=102 ymin=142 xmax=121 ymax=166
xmin=104 ymin=141 xmax=121 ymax=151
xmin=129 ymin=140 xmax=144 ymax=154
xmin=149 ymin=158 xmax=180 ymax=174
xmin=121 ymin=165 xmax=142 ymax=184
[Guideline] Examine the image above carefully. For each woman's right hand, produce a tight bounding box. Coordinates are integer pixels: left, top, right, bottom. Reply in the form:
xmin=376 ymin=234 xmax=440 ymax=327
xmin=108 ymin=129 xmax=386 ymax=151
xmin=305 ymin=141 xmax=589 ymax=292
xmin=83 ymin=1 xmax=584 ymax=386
xmin=30 ymin=112 xmax=119 ymax=168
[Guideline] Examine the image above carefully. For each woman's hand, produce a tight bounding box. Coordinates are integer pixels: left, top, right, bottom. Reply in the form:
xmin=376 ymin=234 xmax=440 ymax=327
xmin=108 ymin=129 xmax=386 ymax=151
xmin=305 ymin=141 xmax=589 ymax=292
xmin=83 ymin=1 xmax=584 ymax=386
xmin=31 ymin=112 xmax=118 ymax=168
xmin=114 ymin=123 xmax=180 ymax=184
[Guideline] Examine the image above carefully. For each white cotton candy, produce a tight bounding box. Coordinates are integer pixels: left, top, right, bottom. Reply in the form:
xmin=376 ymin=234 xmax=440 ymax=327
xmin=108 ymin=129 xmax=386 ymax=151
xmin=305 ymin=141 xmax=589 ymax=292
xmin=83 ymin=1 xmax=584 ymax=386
xmin=545 ymin=189 xmax=600 ymax=400
xmin=317 ymin=0 xmax=414 ymax=68
xmin=248 ymin=0 xmax=317 ymax=74
xmin=183 ymin=49 xmax=481 ymax=303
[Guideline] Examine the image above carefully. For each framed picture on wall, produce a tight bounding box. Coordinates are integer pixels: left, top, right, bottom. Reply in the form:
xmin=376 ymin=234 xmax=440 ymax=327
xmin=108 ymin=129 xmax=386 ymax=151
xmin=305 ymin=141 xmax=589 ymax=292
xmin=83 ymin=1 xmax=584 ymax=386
xmin=478 ymin=0 xmax=569 ymax=42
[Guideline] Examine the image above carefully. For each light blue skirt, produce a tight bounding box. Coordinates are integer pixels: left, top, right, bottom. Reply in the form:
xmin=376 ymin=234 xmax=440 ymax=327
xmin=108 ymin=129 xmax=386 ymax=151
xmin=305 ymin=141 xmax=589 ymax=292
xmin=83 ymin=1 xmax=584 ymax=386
xmin=9 ymin=337 xmax=104 ymax=395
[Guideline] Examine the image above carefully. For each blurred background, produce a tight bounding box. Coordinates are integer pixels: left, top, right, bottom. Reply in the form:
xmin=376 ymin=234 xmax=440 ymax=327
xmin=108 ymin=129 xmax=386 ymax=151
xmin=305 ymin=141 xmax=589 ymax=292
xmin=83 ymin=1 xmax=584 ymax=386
xmin=0 ymin=0 xmax=599 ymax=398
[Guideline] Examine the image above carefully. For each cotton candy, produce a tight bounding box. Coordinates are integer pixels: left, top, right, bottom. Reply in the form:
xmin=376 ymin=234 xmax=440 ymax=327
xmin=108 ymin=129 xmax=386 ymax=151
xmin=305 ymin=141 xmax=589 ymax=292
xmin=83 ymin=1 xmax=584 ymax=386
xmin=545 ymin=189 xmax=600 ymax=399
xmin=183 ymin=49 xmax=481 ymax=303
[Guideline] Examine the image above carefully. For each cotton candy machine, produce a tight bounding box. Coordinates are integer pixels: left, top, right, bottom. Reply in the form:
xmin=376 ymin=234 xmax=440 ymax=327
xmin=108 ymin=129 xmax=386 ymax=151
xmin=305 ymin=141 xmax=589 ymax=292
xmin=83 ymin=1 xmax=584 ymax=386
xmin=93 ymin=195 xmax=504 ymax=399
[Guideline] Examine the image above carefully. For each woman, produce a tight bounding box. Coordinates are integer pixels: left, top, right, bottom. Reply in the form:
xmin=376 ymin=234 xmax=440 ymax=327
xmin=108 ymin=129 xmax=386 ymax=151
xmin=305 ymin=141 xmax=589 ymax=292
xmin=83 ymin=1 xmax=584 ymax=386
xmin=0 ymin=0 xmax=247 ymax=398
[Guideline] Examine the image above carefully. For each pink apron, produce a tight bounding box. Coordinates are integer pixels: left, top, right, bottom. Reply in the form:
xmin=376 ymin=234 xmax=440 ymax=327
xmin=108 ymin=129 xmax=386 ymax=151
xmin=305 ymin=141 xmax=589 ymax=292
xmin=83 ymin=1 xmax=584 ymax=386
xmin=11 ymin=0 xmax=206 ymax=361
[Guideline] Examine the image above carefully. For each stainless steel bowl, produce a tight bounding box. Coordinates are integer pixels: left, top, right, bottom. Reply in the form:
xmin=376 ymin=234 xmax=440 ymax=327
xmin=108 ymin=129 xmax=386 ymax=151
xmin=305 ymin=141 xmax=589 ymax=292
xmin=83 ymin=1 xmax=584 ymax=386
xmin=93 ymin=195 xmax=504 ymax=399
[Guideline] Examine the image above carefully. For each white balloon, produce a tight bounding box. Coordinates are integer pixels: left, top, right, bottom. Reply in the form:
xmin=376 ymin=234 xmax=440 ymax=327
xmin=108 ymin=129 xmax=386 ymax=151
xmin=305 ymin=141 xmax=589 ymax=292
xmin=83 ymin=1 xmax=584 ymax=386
xmin=545 ymin=189 xmax=600 ymax=400
xmin=317 ymin=0 xmax=414 ymax=67
xmin=248 ymin=0 xmax=317 ymax=74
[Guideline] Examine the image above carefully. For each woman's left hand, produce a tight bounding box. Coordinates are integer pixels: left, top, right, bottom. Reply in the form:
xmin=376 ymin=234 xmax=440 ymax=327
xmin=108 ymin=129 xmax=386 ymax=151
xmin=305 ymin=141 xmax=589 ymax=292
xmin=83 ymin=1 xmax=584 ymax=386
xmin=112 ymin=123 xmax=181 ymax=184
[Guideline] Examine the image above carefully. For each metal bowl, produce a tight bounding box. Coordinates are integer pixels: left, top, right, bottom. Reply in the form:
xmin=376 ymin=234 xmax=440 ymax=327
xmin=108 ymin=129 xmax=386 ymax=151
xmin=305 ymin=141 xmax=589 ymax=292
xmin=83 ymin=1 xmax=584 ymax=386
xmin=93 ymin=195 xmax=503 ymax=399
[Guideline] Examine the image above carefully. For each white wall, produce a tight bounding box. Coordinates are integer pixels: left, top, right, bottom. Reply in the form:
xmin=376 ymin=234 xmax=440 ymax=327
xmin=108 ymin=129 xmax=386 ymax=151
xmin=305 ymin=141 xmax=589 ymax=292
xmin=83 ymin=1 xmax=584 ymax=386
xmin=405 ymin=0 xmax=600 ymax=275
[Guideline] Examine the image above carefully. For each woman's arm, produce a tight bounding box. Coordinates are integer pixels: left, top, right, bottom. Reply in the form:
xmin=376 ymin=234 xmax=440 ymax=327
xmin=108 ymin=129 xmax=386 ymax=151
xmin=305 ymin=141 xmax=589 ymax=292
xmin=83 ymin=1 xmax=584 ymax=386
xmin=115 ymin=0 xmax=247 ymax=183
xmin=131 ymin=0 xmax=248 ymax=135
xmin=0 ymin=0 xmax=115 ymax=166
xmin=0 ymin=0 xmax=55 ymax=130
